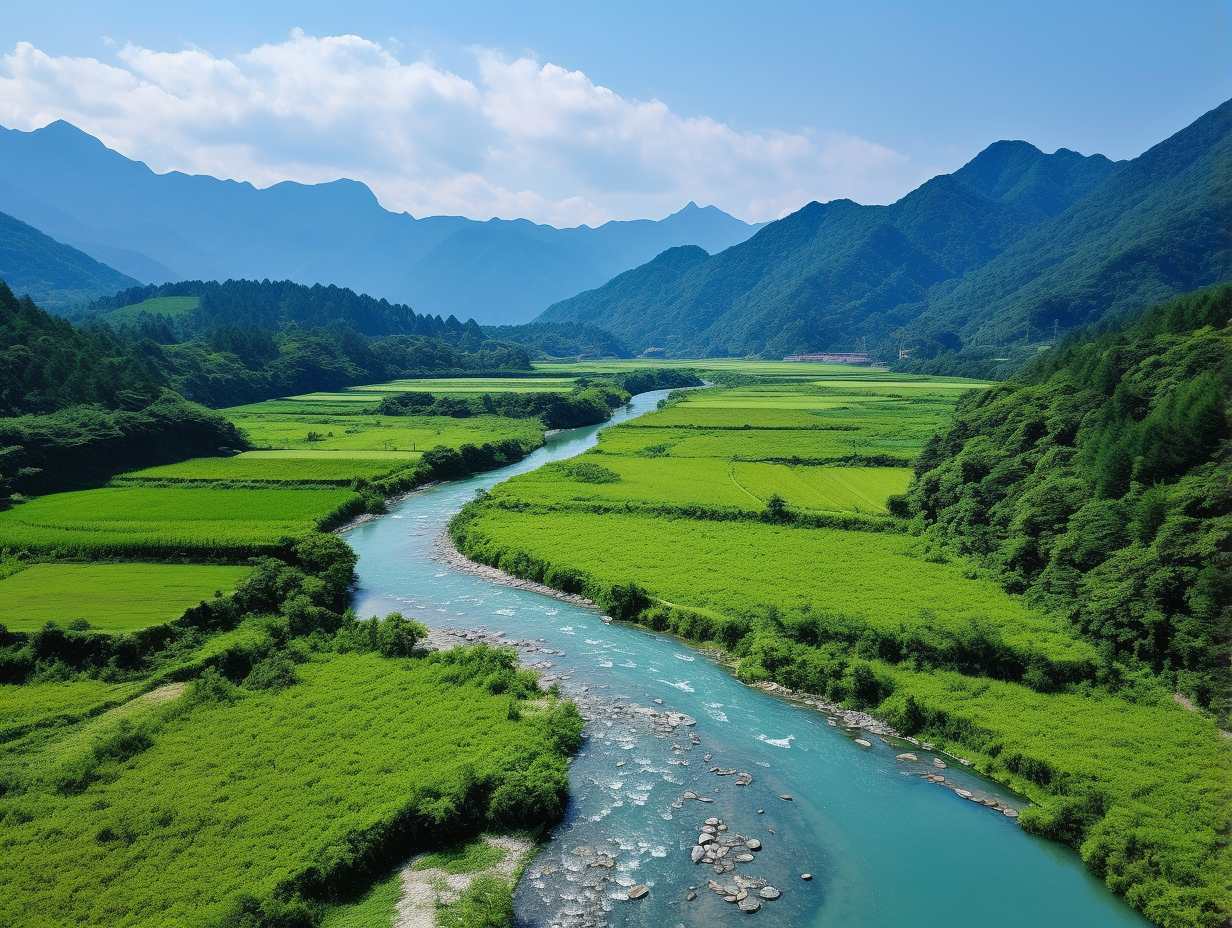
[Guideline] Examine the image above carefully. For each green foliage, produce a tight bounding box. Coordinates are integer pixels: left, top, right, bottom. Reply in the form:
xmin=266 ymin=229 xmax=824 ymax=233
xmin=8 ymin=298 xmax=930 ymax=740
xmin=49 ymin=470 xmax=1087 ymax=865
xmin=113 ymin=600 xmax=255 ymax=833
xmin=0 ymin=651 xmax=575 ymax=928
xmin=412 ymin=838 xmax=507 ymax=875
xmin=436 ymin=874 xmax=514 ymax=928
xmin=907 ymin=285 xmax=1232 ymax=721
xmin=0 ymin=279 xmax=161 ymax=416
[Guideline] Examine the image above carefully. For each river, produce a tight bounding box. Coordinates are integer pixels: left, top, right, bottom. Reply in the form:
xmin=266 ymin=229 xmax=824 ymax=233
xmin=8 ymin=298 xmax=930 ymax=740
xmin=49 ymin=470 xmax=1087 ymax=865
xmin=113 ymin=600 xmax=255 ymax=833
xmin=344 ymin=389 xmax=1150 ymax=928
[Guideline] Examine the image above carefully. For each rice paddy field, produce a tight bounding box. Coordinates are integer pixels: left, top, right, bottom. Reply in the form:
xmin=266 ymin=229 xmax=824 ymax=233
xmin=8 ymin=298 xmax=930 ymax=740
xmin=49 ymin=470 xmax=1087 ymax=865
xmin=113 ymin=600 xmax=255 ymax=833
xmin=118 ymin=451 xmax=419 ymax=485
xmin=0 ymin=486 xmax=361 ymax=556
xmin=0 ymin=563 xmax=250 ymax=632
xmin=225 ymin=408 xmax=544 ymax=454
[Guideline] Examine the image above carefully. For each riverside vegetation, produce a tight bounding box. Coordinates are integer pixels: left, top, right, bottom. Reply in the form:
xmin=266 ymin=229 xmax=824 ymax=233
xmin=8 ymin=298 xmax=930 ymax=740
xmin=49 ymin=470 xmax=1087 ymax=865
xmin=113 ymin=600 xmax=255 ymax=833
xmin=451 ymin=287 xmax=1232 ymax=928
xmin=0 ymin=279 xmax=708 ymax=926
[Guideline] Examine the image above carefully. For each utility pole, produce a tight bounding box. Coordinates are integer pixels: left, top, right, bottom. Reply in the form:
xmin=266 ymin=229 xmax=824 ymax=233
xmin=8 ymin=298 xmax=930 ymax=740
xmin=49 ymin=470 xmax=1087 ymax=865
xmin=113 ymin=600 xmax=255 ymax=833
xmin=1053 ymin=319 xmax=1059 ymax=343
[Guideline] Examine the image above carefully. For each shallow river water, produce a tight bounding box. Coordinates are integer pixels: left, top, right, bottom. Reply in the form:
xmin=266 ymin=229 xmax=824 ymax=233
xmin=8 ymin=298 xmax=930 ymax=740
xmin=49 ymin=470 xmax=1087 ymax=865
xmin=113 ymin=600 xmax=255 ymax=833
xmin=345 ymin=390 xmax=1150 ymax=928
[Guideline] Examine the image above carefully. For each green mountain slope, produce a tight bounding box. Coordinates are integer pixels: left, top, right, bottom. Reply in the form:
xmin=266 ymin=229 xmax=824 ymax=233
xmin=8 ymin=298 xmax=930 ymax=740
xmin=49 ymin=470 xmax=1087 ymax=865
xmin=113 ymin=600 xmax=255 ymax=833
xmin=0 ymin=211 xmax=139 ymax=311
xmin=903 ymin=284 xmax=1232 ymax=721
xmin=912 ymin=97 xmax=1232 ymax=348
xmin=538 ymin=100 xmax=1230 ymax=361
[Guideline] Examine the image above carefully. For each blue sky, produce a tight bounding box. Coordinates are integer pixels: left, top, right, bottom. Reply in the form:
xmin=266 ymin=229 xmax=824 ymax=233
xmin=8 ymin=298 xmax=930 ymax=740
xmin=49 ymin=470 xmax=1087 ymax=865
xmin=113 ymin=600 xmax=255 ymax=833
xmin=2 ymin=1 xmax=1227 ymax=225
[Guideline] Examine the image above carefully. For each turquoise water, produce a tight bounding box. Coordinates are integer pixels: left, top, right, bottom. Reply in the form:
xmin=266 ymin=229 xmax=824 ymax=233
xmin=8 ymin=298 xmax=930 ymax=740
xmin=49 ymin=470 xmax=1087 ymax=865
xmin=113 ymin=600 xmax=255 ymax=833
xmin=345 ymin=391 xmax=1150 ymax=928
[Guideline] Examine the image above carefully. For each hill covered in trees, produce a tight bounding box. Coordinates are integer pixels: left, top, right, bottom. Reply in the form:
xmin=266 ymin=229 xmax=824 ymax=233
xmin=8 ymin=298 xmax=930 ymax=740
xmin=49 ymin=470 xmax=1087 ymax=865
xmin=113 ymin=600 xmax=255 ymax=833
xmin=538 ymin=99 xmax=1230 ymax=364
xmin=0 ymin=210 xmax=139 ymax=312
xmin=78 ymin=278 xmax=532 ymax=407
xmin=899 ymin=284 xmax=1232 ymax=722
xmin=0 ymin=276 xmax=538 ymax=496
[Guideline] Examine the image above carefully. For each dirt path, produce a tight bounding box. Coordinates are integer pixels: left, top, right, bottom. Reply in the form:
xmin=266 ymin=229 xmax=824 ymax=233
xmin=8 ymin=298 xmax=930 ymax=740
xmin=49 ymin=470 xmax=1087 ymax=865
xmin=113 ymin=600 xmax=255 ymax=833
xmin=1172 ymin=693 xmax=1232 ymax=740
xmin=392 ymin=835 xmax=534 ymax=928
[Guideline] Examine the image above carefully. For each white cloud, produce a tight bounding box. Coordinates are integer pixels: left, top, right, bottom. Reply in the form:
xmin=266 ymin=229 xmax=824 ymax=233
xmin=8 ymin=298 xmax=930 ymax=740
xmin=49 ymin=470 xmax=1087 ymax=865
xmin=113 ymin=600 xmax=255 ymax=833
xmin=0 ymin=32 xmax=929 ymax=225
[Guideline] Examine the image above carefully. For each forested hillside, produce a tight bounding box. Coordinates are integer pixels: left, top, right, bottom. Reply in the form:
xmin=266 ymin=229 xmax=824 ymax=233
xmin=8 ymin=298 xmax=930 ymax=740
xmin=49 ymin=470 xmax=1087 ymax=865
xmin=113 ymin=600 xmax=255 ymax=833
xmin=538 ymin=99 xmax=1230 ymax=364
xmin=0 ymin=277 xmax=540 ymax=496
xmin=78 ymin=278 xmax=532 ymax=407
xmin=0 ymin=210 xmax=139 ymax=311
xmin=901 ymin=284 xmax=1232 ymax=721
xmin=0 ymin=280 xmax=242 ymax=497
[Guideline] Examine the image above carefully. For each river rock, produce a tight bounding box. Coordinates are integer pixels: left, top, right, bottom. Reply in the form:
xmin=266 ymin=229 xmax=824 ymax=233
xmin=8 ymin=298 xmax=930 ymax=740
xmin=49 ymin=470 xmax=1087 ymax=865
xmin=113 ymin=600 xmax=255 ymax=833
xmin=687 ymin=892 xmax=697 ymax=901
xmin=691 ymin=846 xmax=706 ymax=863
xmin=759 ymin=886 xmax=781 ymax=900
xmin=746 ymin=838 xmax=762 ymax=851
xmin=699 ymin=833 xmax=714 ymax=845
xmin=779 ymin=794 xmax=793 ymax=801
xmin=705 ymin=817 xmax=720 ymax=825
xmin=735 ymin=853 xmax=755 ymax=863
xmin=854 ymin=738 xmax=872 ymax=747
xmin=801 ymin=873 xmax=813 ymax=881
xmin=896 ymin=753 xmax=918 ymax=762
xmin=933 ymin=758 xmax=947 ymax=768
xmin=955 ymin=789 xmax=973 ymax=798
xmin=739 ymin=898 xmax=762 ymax=913
xmin=701 ymin=825 xmax=717 ymax=834
xmin=1004 ymin=808 xmax=1020 ymax=818
xmin=627 ymin=884 xmax=648 ymax=900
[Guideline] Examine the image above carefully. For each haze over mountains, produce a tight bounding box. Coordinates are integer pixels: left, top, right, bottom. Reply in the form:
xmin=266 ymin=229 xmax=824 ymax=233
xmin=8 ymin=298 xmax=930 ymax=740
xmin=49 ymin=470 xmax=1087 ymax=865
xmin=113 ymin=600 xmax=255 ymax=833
xmin=540 ymin=99 xmax=1231 ymax=361
xmin=0 ymin=120 xmax=761 ymax=325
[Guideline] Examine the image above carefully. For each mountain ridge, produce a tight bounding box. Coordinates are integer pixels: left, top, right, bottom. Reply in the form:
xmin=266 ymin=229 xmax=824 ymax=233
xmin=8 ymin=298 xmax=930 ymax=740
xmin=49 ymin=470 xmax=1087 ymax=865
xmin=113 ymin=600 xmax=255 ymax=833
xmin=537 ymin=99 xmax=1230 ymax=360
xmin=0 ymin=121 xmax=762 ymax=324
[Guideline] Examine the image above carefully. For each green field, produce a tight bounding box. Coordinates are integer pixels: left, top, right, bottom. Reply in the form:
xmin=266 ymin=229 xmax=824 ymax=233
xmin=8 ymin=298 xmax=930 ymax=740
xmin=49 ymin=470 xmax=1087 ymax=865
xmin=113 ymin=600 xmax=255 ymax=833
xmin=0 ymin=563 xmax=250 ymax=632
xmin=0 ymin=486 xmax=361 ymax=556
xmin=0 ymin=680 xmax=144 ymax=734
xmin=0 ymin=650 xmax=578 ymax=928
xmin=119 ymin=452 xmax=419 ymax=485
xmin=98 ymin=296 xmax=201 ymax=326
xmin=450 ymin=370 xmax=1232 ymax=927
xmin=457 ymin=507 xmax=1095 ymax=667
xmin=733 ymin=463 xmax=912 ymax=512
xmin=226 ymin=408 xmax=543 ymax=454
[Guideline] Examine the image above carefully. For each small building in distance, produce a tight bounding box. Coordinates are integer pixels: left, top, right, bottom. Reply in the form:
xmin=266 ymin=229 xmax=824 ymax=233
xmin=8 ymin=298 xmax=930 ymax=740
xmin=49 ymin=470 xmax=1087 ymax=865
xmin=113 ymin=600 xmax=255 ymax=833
xmin=782 ymin=352 xmax=871 ymax=364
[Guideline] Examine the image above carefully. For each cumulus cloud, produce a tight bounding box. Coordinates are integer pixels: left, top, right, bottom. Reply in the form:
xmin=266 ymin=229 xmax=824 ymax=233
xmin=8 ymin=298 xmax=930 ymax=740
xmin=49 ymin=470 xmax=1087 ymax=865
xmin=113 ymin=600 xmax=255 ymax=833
xmin=0 ymin=31 xmax=928 ymax=225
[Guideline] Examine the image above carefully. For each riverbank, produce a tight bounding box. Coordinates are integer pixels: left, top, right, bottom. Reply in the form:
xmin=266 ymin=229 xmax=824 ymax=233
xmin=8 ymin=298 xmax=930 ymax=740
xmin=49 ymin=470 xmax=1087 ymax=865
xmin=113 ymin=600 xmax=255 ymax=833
xmin=437 ymin=533 xmax=1028 ymax=822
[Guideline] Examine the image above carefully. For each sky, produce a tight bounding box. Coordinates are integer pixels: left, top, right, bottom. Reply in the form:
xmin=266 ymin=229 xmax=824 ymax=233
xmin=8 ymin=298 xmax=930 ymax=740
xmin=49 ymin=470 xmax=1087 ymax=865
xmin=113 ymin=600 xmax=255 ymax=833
xmin=1 ymin=1 xmax=1228 ymax=227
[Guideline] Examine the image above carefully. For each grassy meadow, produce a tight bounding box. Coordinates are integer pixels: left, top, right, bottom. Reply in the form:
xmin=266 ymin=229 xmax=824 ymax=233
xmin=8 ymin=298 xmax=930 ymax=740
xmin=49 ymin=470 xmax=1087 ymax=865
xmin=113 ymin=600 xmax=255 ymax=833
xmin=119 ymin=451 xmax=420 ymax=485
xmin=0 ymin=563 xmax=250 ymax=632
xmin=450 ymin=366 xmax=1232 ymax=928
xmin=0 ymin=650 xmax=579 ymax=928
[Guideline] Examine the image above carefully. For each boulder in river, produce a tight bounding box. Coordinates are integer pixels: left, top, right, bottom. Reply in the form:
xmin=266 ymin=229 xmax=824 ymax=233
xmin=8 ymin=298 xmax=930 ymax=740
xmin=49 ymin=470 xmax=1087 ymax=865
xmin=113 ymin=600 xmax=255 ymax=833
xmin=739 ymin=898 xmax=762 ymax=913
xmin=896 ymin=753 xmax=918 ymax=762
xmin=779 ymin=794 xmax=793 ymax=801
xmin=746 ymin=838 xmax=762 ymax=850
xmin=691 ymin=845 xmax=706 ymax=863
xmin=801 ymin=873 xmax=813 ymax=881
xmin=759 ymin=886 xmax=782 ymax=899
xmin=627 ymin=884 xmax=649 ymax=900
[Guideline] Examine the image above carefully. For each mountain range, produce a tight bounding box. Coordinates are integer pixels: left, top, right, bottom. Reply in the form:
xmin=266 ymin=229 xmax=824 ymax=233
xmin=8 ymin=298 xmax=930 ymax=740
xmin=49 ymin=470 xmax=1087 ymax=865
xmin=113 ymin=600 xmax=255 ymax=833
xmin=538 ymin=98 xmax=1232 ymax=361
xmin=0 ymin=121 xmax=761 ymax=325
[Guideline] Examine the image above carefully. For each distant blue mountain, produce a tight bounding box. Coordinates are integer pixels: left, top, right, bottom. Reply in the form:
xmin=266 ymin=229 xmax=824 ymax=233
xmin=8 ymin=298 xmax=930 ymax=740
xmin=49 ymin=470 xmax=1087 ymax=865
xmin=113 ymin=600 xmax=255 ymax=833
xmin=0 ymin=121 xmax=761 ymax=324
xmin=0 ymin=210 xmax=139 ymax=310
